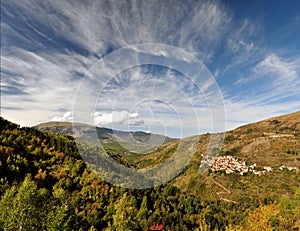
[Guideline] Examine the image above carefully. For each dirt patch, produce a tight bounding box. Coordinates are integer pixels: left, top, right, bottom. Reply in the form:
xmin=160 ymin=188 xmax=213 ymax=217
xmin=241 ymin=137 xmax=271 ymax=154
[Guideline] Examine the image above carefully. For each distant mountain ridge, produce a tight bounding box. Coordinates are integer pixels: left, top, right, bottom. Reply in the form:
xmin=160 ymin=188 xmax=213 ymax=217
xmin=34 ymin=121 xmax=176 ymax=152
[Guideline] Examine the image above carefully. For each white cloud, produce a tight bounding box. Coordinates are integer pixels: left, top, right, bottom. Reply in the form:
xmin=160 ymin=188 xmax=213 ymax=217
xmin=94 ymin=110 xmax=140 ymax=126
xmin=51 ymin=111 xmax=73 ymax=122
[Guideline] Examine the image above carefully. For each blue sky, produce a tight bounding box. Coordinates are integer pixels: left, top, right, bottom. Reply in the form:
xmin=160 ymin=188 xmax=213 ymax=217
xmin=1 ymin=0 xmax=300 ymax=138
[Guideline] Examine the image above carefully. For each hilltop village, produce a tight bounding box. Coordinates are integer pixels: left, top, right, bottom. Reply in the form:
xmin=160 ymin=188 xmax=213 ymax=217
xmin=200 ymin=155 xmax=299 ymax=175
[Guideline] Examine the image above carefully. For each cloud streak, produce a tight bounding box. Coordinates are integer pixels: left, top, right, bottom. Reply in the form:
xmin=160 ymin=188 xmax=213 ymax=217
xmin=1 ymin=0 xmax=300 ymax=137
xmin=254 ymin=53 xmax=299 ymax=85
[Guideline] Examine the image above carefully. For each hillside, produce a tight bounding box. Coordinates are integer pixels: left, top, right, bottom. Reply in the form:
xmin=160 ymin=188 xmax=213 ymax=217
xmin=132 ymin=111 xmax=300 ymax=168
xmin=132 ymin=111 xmax=300 ymax=199
xmin=34 ymin=112 xmax=300 ymax=206
xmin=0 ymin=112 xmax=300 ymax=230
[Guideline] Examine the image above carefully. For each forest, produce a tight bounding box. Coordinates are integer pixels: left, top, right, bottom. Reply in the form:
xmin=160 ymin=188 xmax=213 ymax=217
xmin=0 ymin=117 xmax=299 ymax=230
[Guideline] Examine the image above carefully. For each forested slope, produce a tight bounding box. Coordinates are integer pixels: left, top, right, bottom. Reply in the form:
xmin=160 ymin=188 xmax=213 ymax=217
xmin=0 ymin=116 xmax=300 ymax=230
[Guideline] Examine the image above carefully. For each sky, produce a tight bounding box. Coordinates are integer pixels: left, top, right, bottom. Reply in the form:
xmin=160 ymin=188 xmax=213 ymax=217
xmin=1 ymin=0 xmax=300 ymax=138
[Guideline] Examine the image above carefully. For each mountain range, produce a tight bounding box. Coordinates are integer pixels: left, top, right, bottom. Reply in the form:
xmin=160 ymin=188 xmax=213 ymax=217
xmin=34 ymin=121 xmax=176 ymax=154
xmin=33 ymin=111 xmax=300 ymax=202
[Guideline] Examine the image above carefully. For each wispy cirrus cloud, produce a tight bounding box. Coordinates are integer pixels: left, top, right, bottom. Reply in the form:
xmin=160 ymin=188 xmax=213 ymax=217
xmin=1 ymin=0 xmax=231 ymax=60
xmin=1 ymin=0 xmax=300 ymax=137
xmin=1 ymin=47 xmax=93 ymax=124
xmin=223 ymin=52 xmax=300 ymax=129
xmin=1 ymin=0 xmax=232 ymax=131
xmin=254 ymin=53 xmax=299 ymax=84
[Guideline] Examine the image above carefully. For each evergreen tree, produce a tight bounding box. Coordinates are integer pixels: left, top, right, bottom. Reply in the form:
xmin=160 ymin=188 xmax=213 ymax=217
xmin=136 ymin=195 xmax=150 ymax=228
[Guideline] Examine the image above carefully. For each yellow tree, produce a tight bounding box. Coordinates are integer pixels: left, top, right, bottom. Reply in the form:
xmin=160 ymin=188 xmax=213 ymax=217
xmin=244 ymin=203 xmax=281 ymax=231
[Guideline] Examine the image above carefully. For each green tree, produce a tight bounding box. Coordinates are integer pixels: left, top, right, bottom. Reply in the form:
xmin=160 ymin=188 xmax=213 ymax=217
xmin=278 ymin=189 xmax=300 ymax=230
xmin=0 ymin=175 xmax=49 ymax=230
xmin=108 ymin=193 xmax=139 ymax=231
xmin=46 ymin=186 xmax=74 ymax=231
